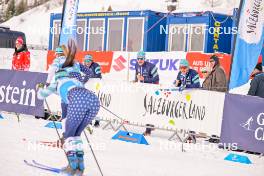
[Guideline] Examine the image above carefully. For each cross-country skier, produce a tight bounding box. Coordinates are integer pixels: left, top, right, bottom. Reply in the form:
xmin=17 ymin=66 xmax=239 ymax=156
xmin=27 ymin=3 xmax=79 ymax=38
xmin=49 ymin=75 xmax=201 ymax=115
xmin=37 ymin=39 xmax=100 ymax=175
xmin=46 ymin=43 xmax=92 ymax=121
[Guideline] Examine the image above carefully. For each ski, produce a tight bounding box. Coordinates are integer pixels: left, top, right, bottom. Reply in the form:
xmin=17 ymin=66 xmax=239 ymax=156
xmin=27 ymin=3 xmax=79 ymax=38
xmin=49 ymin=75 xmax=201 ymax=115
xmin=26 ymin=160 xmax=84 ymax=176
xmin=24 ymin=160 xmax=61 ymax=173
xmin=32 ymin=160 xmax=61 ymax=171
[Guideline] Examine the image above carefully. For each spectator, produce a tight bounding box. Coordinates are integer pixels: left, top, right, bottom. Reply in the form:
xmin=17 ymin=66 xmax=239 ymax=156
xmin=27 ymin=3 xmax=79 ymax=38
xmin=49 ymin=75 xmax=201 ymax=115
xmin=174 ymin=59 xmax=200 ymax=90
xmin=83 ymin=54 xmax=102 ymax=79
xmin=248 ymin=63 xmax=264 ymax=98
xmin=202 ymin=55 xmax=227 ymax=92
xmin=12 ymin=37 xmax=30 ymax=71
xmin=83 ymin=54 xmax=102 ymax=127
xmin=134 ymin=51 xmax=159 ymax=84
xmin=134 ymin=51 xmax=159 ymax=136
xmin=201 ymin=67 xmax=211 ymax=89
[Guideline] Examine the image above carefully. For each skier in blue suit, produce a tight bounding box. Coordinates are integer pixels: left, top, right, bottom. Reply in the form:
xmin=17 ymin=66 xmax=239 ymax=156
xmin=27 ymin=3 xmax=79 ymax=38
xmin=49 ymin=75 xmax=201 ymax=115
xmin=38 ymin=39 xmax=100 ymax=175
xmin=47 ymin=45 xmax=92 ymax=120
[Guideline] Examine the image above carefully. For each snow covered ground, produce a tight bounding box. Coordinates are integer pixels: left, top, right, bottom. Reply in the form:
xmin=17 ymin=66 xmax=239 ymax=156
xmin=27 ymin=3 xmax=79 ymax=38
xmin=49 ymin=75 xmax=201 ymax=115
xmin=1 ymin=0 xmax=240 ymax=46
xmin=0 ymin=112 xmax=263 ymax=176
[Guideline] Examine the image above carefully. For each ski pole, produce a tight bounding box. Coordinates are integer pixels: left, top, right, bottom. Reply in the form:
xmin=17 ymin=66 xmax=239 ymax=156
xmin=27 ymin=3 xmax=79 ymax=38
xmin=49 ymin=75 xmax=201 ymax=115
xmin=44 ymin=99 xmax=69 ymax=162
xmin=83 ymin=131 xmax=104 ymax=176
xmin=100 ymin=105 xmax=124 ymax=121
xmin=45 ymin=99 xmax=104 ymax=175
xmin=44 ymin=99 xmax=62 ymax=143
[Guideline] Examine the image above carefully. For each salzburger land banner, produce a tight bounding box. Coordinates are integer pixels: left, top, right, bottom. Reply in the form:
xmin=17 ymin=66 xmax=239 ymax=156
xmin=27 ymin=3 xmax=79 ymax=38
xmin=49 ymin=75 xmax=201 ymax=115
xmin=0 ymin=69 xmax=47 ymax=116
xmin=221 ymin=93 xmax=264 ymax=153
xmin=85 ymin=79 xmax=225 ymax=136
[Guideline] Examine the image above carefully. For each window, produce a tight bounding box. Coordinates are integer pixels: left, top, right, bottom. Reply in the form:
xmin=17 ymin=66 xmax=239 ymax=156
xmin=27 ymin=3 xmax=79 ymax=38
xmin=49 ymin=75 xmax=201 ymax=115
xmin=107 ymin=18 xmax=124 ymax=51
xmin=88 ymin=19 xmax=105 ymax=51
xmin=168 ymin=24 xmax=186 ymax=51
xmin=126 ymin=18 xmax=144 ymax=52
xmin=52 ymin=20 xmax=61 ymax=50
xmin=188 ymin=24 xmax=205 ymax=51
xmin=76 ymin=19 xmax=87 ymax=51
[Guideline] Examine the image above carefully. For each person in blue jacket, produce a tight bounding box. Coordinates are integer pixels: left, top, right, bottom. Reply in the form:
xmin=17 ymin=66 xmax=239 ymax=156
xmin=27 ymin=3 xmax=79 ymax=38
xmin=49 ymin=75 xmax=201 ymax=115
xmin=83 ymin=54 xmax=102 ymax=127
xmin=37 ymin=70 xmax=100 ymax=175
xmin=134 ymin=51 xmax=159 ymax=84
xmin=134 ymin=51 xmax=159 ymax=136
xmin=83 ymin=54 xmax=102 ymax=79
xmin=174 ymin=59 xmax=200 ymax=90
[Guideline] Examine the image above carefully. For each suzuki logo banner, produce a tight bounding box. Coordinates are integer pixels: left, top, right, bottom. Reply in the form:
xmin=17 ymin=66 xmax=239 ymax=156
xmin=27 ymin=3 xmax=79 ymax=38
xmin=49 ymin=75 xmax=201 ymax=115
xmin=221 ymin=93 xmax=264 ymax=153
xmin=0 ymin=69 xmax=47 ymax=117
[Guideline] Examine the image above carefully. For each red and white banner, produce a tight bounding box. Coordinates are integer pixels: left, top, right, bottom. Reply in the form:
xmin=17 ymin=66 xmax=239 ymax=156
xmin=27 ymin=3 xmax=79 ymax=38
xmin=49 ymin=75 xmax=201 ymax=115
xmin=46 ymin=51 xmax=232 ymax=85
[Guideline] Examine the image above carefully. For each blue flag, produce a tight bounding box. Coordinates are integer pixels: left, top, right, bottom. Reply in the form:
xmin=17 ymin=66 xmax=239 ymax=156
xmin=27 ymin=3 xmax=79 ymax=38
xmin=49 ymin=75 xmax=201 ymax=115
xmin=229 ymin=0 xmax=264 ymax=89
xmin=59 ymin=0 xmax=79 ymax=46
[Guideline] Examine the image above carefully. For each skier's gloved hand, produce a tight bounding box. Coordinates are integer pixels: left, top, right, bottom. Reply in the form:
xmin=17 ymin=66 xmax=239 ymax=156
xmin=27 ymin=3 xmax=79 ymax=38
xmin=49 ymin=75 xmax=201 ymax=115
xmin=36 ymin=83 xmax=45 ymax=90
xmin=45 ymin=82 xmax=50 ymax=87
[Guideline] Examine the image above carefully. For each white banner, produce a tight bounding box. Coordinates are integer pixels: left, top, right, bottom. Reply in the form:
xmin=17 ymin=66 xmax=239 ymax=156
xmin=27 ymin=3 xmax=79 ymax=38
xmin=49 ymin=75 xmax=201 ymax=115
xmin=85 ymin=79 xmax=225 ymax=136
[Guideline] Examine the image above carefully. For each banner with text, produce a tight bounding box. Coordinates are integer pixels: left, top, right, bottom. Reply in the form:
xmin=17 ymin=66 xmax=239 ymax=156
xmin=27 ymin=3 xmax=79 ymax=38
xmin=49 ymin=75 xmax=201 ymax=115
xmin=0 ymin=69 xmax=47 ymax=116
xmin=85 ymin=79 xmax=225 ymax=135
xmin=221 ymin=93 xmax=264 ymax=153
xmin=47 ymin=51 xmax=232 ymax=85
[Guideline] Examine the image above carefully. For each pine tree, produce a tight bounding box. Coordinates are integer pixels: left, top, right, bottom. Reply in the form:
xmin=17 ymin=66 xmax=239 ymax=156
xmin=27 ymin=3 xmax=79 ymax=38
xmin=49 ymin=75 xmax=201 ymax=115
xmin=4 ymin=0 xmax=15 ymax=20
xmin=16 ymin=0 xmax=26 ymax=16
xmin=34 ymin=0 xmax=38 ymax=7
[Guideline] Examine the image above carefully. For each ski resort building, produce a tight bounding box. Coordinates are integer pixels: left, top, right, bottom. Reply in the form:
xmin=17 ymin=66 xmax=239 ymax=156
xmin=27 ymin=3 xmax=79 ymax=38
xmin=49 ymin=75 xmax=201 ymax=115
xmin=165 ymin=11 xmax=233 ymax=54
xmin=49 ymin=10 xmax=235 ymax=54
xmin=49 ymin=10 xmax=167 ymax=52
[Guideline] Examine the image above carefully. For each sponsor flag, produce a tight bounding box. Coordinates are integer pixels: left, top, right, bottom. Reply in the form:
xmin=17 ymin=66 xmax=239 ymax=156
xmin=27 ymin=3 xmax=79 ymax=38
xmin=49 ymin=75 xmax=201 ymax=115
xmin=59 ymin=0 xmax=80 ymax=46
xmin=229 ymin=0 xmax=264 ymax=89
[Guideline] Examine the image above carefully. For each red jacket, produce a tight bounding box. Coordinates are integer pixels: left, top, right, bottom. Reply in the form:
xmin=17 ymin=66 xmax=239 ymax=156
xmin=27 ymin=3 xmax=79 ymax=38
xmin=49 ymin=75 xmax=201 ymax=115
xmin=12 ymin=50 xmax=30 ymax=71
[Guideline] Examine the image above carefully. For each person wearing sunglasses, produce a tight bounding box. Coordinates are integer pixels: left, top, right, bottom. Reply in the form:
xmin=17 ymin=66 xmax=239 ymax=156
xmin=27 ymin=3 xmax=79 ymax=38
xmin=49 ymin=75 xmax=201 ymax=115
xmin=134 ymin=50 xmax=159 ymax=136
xmin=134 ymin=50 xmax=159 ymax=84
xmin=174 ymin=59 xmax=200 ymax=90
xmin=201 ymin=67 xmax=211 ymax=89
xmin=83 ymin=54 xmax=102 ymax=79
xmin=202 ymin=55 xmax=227 ymax=92
xmin=83 ymin=54 xmax=102 ymax=127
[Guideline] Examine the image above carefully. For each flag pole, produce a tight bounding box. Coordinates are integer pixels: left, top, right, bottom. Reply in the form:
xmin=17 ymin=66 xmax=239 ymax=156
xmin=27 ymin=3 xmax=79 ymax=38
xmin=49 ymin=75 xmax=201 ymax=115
xmin=58 ymin=0 xmax=67 ymax=46
xmin=227 ymin=0 xmax=244 ymax=91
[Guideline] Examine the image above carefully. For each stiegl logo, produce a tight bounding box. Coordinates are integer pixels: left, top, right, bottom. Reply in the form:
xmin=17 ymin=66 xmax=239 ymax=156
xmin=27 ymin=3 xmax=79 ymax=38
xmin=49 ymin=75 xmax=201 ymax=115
xmin=0 ymin=80 xmax=36 ymax=107
xmin=240 ymin=113 xmax=264 ymax=141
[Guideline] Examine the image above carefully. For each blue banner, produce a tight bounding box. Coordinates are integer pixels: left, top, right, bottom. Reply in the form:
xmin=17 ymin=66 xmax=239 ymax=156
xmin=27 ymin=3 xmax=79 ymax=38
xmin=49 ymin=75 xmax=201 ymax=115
xmin=59 ymin=0 xmax=79 ymax=46
xmin=221 ymin=93 xmax=264 ymax=154
xmin=229 ymin=0 xmax=264 ymax=89
xmin=0 ymin=69 xmax=47 ymax=117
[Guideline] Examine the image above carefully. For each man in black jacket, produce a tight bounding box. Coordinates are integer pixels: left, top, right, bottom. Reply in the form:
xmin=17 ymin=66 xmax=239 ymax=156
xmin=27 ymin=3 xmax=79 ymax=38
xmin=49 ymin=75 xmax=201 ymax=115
xmin=248 ymin=63 xmax=264 ymax=98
